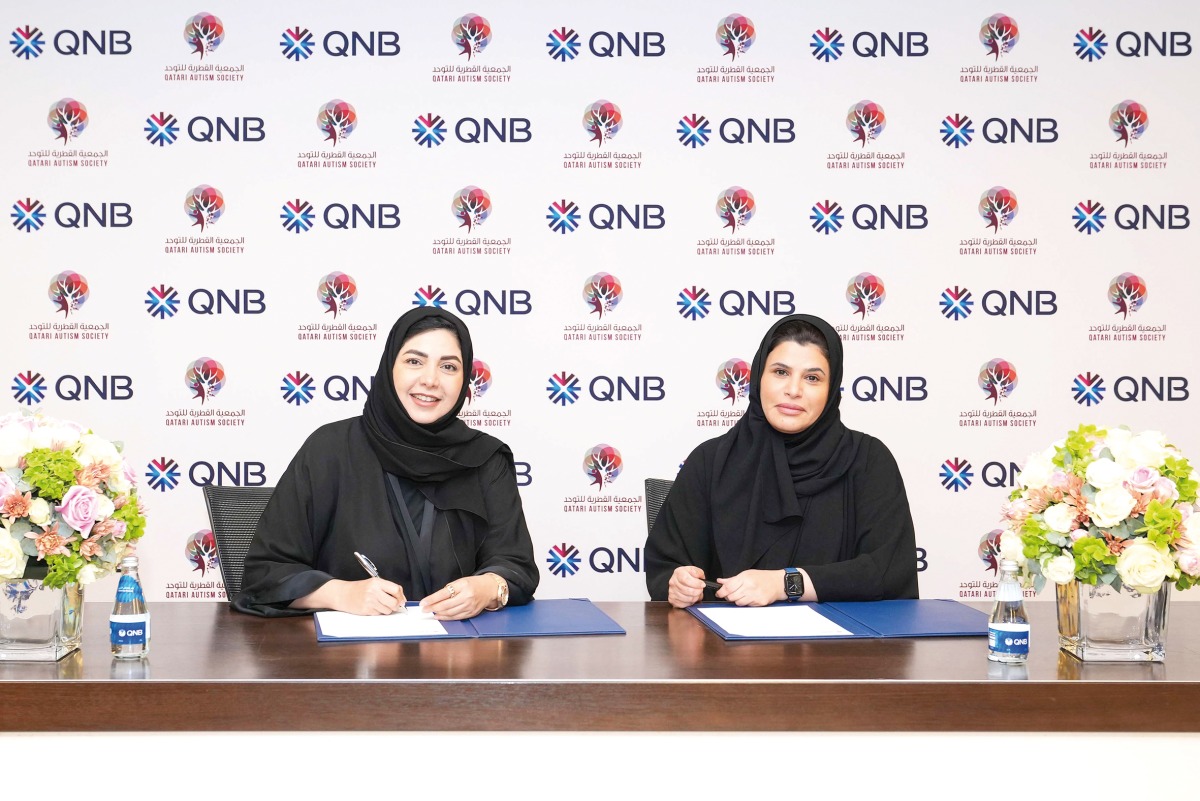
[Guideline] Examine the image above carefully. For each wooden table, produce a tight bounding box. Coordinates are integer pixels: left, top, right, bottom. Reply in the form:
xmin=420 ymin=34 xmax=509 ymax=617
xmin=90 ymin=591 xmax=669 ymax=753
xmin=3 ymin=601 xmax=1197 ymax=731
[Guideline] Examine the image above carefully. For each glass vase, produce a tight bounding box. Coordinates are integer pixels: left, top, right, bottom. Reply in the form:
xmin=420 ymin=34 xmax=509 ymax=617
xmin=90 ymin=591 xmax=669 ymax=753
xmin=0 ymin=579 xmax=80 ymax=662
xmin=1056 ymin=580 xmax=1171 ymax=662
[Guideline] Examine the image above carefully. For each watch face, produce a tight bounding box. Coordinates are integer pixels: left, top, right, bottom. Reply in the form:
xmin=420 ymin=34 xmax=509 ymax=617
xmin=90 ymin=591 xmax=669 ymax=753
xmin=785 ymin=572 xmax=804 ymax=597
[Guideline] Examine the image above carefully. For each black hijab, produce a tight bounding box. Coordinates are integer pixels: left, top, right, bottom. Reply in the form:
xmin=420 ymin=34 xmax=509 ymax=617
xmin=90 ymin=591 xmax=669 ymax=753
xmin=362 ymin=307 xmax=508 ymax=501
xmin=710 ymin=314 xmax=861 ymax=570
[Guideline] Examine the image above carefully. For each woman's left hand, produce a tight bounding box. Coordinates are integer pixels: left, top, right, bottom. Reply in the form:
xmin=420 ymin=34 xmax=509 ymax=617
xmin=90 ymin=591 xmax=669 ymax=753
xmin=716 ymin=570 xmax=785 ymax=607
xmin=420 ymin=575 xmax=496 ymax=620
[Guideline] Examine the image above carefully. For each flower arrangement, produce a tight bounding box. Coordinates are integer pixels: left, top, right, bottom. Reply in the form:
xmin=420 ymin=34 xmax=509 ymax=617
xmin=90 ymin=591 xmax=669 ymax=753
xmin=1000 ymin=424 xmax=1198 ymax=594
xmin=0 ymin=412 xmax=145 ymax=588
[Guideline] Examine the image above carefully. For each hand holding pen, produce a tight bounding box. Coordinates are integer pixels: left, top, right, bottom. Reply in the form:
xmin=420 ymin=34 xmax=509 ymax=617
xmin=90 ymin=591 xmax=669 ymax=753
xmin=350 ymin=551 xmax=407 ymax=615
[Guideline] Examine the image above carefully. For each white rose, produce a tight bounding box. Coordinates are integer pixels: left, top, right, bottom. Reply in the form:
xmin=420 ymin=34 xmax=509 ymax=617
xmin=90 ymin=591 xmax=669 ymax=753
xmin=1104 ymin=426 xmax=1133 ymax=464
xmin=106 ymin=468 xmax=131 ymax=496
xmin=76 ymin=433 xmax=121 ymax=470
xmin=1019 ymin=451 xmax=1055 ymax=490
xmin=1125 ymin=431 xmax=1170 ymax=470
xmin=1115 ymin=539 xmax=1178 ymax=594
xmin=76 ymin=564 xmax=102 ymax=586
xmin=1085 ymin=458 xmax=1127 ymax=490
xmin=0 ymin=425 xmax=32 ymax=471
xmin=1043 ymin=503 xmax=1078 ymax=534
xmin=0 ymin=533 xmax=28 ymax=580
xmin=999 ymin=531 xmax=1024 ymax=563
xmin=1088 ymin=486 xmax=1137 ymax=528
xmin=27 ymin=498 xmax=52 ymax=527
xmin=93 ymin=495 xmax=114 ymax=523
xmin=1041 ymin=553 xmax=1077 ymax=585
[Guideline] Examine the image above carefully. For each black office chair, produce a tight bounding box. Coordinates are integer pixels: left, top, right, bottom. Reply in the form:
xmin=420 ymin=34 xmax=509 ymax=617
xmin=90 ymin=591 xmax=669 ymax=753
xmin=201 ymin=485 xmax=274 ymax=599
xmin=644 ymin=478 xmax=674 ymax=535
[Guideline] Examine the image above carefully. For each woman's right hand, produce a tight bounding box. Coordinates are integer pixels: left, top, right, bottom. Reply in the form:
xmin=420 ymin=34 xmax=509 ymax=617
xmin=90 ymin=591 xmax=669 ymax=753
xmin=291 ymin=578 xmax=406 ymax=615
xmin=667 ymin=566 xmax=707 ymax=609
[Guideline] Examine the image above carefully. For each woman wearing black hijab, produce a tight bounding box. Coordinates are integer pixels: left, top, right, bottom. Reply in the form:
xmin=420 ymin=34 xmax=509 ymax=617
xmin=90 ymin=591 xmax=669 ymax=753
xmin=235 ymin=307 xmax=539 ymax=618
xmin=646 ymin=314 xmax=918 ymax=607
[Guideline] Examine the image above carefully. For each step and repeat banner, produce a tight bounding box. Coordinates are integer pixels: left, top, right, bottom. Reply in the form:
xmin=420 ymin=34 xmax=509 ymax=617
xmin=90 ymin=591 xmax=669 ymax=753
xmin=3 ymin=1 xmax=1196 ymax=604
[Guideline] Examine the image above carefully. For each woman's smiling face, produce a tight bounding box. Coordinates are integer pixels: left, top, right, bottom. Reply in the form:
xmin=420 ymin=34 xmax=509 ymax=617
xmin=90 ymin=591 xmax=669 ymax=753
xmin=392 ymin=328 xmax=464 ymax=425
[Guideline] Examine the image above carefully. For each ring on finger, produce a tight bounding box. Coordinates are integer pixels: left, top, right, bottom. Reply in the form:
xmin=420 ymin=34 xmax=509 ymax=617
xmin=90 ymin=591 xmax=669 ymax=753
xmin=446 ymin=583 xmax=457 ymax=599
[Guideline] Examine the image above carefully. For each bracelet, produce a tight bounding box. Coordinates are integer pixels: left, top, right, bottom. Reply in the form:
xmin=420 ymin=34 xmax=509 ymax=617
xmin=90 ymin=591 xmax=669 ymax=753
xmin=483 ymin=575 xmax=509 ymax=611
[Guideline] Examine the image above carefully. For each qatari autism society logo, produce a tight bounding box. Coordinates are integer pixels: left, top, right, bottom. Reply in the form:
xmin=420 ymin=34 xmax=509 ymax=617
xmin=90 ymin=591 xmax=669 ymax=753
xmin=462 ymin=359 xmax=512 ymax=427
xmin=979 ymin=186 xmax=1017 ymax=232
xmin=452 ymin=14 xmax=491 ymax=60
xmin=184 ymin=13 xmax=223 ymax=59
xmin=964 ymin=358 xmax=1038 ymax=428
xmin=978 ymin=358 xmax=1017 ymax=405
xmin=583 ymin=273 xmax=622 ymax=318
xmin=1109 ymin=273 xmax=1147 ymax=319
xmin=583 ymin=100 xmax=622 ymax=147
xmin=184 ymin=185 xmax=225 ymax=231
xmin=716 ymin=15 xmax=754 ymax=60
xmin=980 ymin=14 xmax=1018 ymax=60
xmin=318 ymin=272 xmax=357 ymax=318
xmin=582 ymin=444 xmax=623 ymax=489
xmin=716 ymin=359 xmax=750 ymax=404
xmin=185 ymin=529 xmax=219 ymax=576
xmin=317 ymin=100 xmax=357 ymax=145
xmin=452 ymin=186 xmax=492 ymax=231
xmin=48 ymin=271 xmax=89 ymax=317
xmin=846 ymin=273 xmax=884 ymax=318
xmin=847 ymin=101 xmax=885 ymax=147
xmin=47 ymin=98 xmax=87 ymax=144
xmin=1110 ymin=100 xmax=1148 ymax=147
xmin=468 ymin=359 xmax=491 ymax=400
xmin=717 ymin=186 xmax=754 ymax=231
xmin=185 ymin=357 xmax=225 ymax=404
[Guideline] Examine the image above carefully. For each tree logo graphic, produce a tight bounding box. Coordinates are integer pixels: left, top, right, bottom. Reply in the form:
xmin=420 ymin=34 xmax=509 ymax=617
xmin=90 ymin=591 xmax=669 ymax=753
xmin=318 ymin=272 xmax=358 ymax=318
xmin=583 ymin=444 xmax=623 ymax=490
xmin=716 ymin=15 xmax=755 ymax=60
xmin=185 ymin=357 xmax=226 ymax=405
xmin=468 ymin=360 xmax=491 ymax=402
xmin=978 ymin=358 xmax=1017 ymax=405
xmin=846 ymin=273 xmax=885 ymax=319
xmin=980 ymin=14 xmax=1018 ymax=60
xmin=978 ymin=186 xmax=1017 ymax=233
xmin=48 ymin=98 xmax=88 ymax=145
xmin=1108 ymin=273 xmax=1147 ymax=319
xmin=48 ymin=271 xmax=89 ymax=317
xmin=583 ymin=100 xmax=622 ymax=147
xmin=583 ymin=273 xmax=623 ymax=318
xmin=846 ymin=101 xmax=885 ymax=148
xmin=184 ymin=185 xmax=225 ymax=231
xmin=184 ymin=13 xmax=224 ymax=59
xmin=452 ymin=186 xmax=492 ymax=232
xmin=317 ymin=100 xmax=357 ymax=146
xmin=978 ymin=529 xmax=1005 ymax=574
xmin=452 ymin=14 xmax=491 ymax=60
xmin=716 ymin=186 xmax=755 ymax=232
xmin=1109 ymin=100 xmax=1148 ymax=147
xmin=716 ymin=359 xmax=751 ymax=405
xmin=185 ymin=529 xmax=220 ymax=576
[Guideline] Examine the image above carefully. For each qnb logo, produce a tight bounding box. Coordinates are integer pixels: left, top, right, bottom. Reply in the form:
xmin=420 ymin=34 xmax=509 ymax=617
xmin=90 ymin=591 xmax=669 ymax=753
xmin=717 ymin=187 xmax=755 ymax=232
xmin=980 ymin=14 xmax=1019 ymax=61
xmin=979 ymin=359 xmax=1018 ymax=405
xmin=717 ymin=290 xmax=796 ymax=318
xmin=1073 ymin=200 xmax=1106 ymax=235
xmin=318 ymin=272 xmax=357 ymax=318
xmin=1072 ymin=372 xmax=1106 ymax=407
xmin=144 ymin=112 xmax=179 ymax=146
xmin=48 ymin=271 xmax=89 ymax=317
xmin=940 ymin=458 xmax=974 ymax=492
xmin=1112 ymin=204 xmax=1190 ymax=231
xmin=184 ymin=185 xmax=225 ymax=231
xmin=810 ymin=27 xmax=843 ymax=61
xmin=1075 ymin=27 xmax=1107 ymax=61
xmin=144 ymin=113 xmax=264 ymax=146
xmin=281 ymin=371 xmax=316 ymax=405
xmin=47 ymin=98 xmax=87 ymax=144
xmin=940 ymin=286 xmax=974 ymax=320
xmin=847 ymin=101 xmax=885 ymax=147
xmin=546 ymin=199 xmax=581 ymax=234
xmin=677 ymin=114 xmax=712 ymax=148
xmin=810 ymin=199 xmax=843 ymax=235
xmin=584 ymin=273 xmax=622 ymax=318
xmin=452 ymin=14 xmax=491 ymax=60
xmin=547 ymin=27 xmax=664 ymax=60
xmin=410 ymin=115 xmax=531 ymax=147
xmin=145 ymin=284 xmax=181 ymax=319
xmin=280 ymin=27 xmax=314 ymax=60
xmin=468 ymin=360 xmax=492 ymax=402
xmin=1112 ymin=31 xmax=1192 ymax=58
xmin=453 ymin=186 xmax=492 ymax=232
xmin=716 ymin=14 xmax=755 ymax=60
xmin=186 ymin=530 xmax=220 ymax=576
xmin=412 ymin=114 xmax=448 ymax=148
xmin=979 ymin=186 xmax=1017 ymax=232
xmin=281 ymin=199 xmax=315 ymax=233
xmin=412 ymin=285 xmax=448 ymax=309
xmin=1110 ymin=100 xmax=1148 ymax=147
xmin=281 ymin=27 xmax=400 ymax=59
xmin=677 ymin=286 xmax=712 ymax=320
xmin=979 ymin=290 xmax=1057 ymax=318
xmin=11 ymin=371 xmax=47 ymax=406
xmin=716 ymin=359 xmax=750 ymax=404
xmin=1113 ymin=376 xmax=1190 ymax=403
xmin=583 ymin=100 xmax=622 ymax=147
xmin=941 ymin=114 xmax=974 ymax=148
xmin=10 ymin=26 xmax=45 ymax=59
xmin=583 ymin=444 xmax=623 ymax=489
xmin=10 ymin=26 xmax=131 ymax=59
xmin=850 ymin=376 xmax=928 ymax=403
xmin=547 ymin=543 xmax=582 ymax=577
xmin=546 ymin=372 xmax=581 ymax=406
xmin=185 ymin=358 xmax=225 ymax=405
xmin=847 ymin=273 xmax=885 ymax=319
xmin=184 ymin=13 xmax=224 ymax=59
xmin=11 ymin=198 xmax=46 ymax=232
xmin=11 ymin=198 xmax=130 ymax=231
xmin=546 ymin=28 xmax=580 ymax=61
xmin=980 ymin=117 xmax=1058 ymax=145
xmin=814 ymin=29 xmax=928 ymax=60
xmin=317 ymin=100 xmax=357 ymax=145
xmin=1109 ymin=273 xmax=1148 ymax=318
xmin=146 ymin=457 xmax=181 ymax=492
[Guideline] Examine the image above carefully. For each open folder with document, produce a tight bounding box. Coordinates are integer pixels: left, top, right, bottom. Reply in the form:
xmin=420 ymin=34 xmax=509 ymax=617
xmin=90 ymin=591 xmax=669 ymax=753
xmin=687 ymin=599 xmax=988 ymax=640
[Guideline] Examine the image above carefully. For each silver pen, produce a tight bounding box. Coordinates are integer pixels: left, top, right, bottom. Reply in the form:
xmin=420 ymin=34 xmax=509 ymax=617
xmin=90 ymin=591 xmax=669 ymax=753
xmin=353 ymin=551 xmax=406 ymax=614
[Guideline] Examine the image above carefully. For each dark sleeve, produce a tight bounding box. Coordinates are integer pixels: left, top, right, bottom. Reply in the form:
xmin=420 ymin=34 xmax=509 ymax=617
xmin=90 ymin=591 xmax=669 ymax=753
xmin=645 ymin=445 xmax=716 ymax=601
xmin=233 ymin=431 xmax=338 ymax=617
xmin=471 ymin=453 xmax=539 ymax=606
xmin=803 ymin=437 xmax=919 ymax=602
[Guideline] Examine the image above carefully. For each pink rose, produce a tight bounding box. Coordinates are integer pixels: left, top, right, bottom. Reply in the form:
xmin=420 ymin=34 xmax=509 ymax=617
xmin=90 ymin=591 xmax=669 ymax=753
xmin=1000 ymin=499 xmax=1030 ymax=523
xmin=1153 ymin=477 xmax=1180 ymax=503
xmin=110 ymin=520 xmax=127 ymax=539
xmin=56 ymin=485 xmax=98 ymax=537
xmin=1069 ymin=529 xmax=1089 ymax=542
xmin=1126 ymin=466 xmax=1160 ymax=494
xmin=0 ymin=472 xmax=15 ymax=503
xmin=1049 ymin=471 xmax=1071 ymax=490
xmin=1177 ymin=548 xmax=1200 ymax=578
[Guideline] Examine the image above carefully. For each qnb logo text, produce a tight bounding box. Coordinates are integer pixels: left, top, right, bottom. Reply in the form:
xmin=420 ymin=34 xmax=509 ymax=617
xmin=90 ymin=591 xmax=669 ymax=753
xmin=1112 ymin=31 xmax=1192 ymax=58
xmin=280 ymin=27 xmax=400 ymax=60
xmin=1112 ymin=204 xmax=1189 ymax=231
xmin=160 ymin=115 xmax=267 ymax=144
xmin=841 ymin=204 xmax=929 ymax=231
xmin=849 ymin=376 xmax=929 ymax=402
xmin=717 ymin=290 xmax=797 ymax=317
xmin=716 ymin=118 xmax=795 ymax=144
xmin=1112 ymin=376 xmax=1190 ymax=403
xmin=163 ymin=288 xmax=267 ymax=317
xmin=549 ymin=201 xmax=666 ymax=233
xmin=810 ymin=28 xmax=928 ymax=61
xmin=412 ymin=114 xmax=532 ymax=146
xmin=11 ymin=372 xmax=134 ymax=404
xmin=187 ymin=461 xmax=268 ymax=487
xmin=980 ymin=117 xmax=1059 ymax=144
xmin=10 ymin=27 xmax=131 ymax=58
xmin=980 ymin=290 xmax=1058 ymax=317
xmin=547 ymin=28 xmax=664 ymax=60
xmin=11 ymin=200 xmax=133 ymax=231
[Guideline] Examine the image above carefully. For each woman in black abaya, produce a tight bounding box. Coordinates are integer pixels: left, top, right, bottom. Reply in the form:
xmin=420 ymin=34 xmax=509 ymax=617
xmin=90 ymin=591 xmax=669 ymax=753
xmin=235 ymin=307 xmax=538 ymax=618
xmin=645 ymin=314 xmax=918 ymax=607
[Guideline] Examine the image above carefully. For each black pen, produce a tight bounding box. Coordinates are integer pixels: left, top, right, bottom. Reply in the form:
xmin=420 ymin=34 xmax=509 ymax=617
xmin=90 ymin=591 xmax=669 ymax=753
xmin=702 ymin=580 xmax=720 ymax=591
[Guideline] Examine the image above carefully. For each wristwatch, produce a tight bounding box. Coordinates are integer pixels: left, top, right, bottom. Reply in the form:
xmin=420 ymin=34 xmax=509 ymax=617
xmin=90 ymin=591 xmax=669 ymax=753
xmin=485 ymin=575 xmax=509 ymax=611
xmin=784 ymin=567 xmax=805 ymax=602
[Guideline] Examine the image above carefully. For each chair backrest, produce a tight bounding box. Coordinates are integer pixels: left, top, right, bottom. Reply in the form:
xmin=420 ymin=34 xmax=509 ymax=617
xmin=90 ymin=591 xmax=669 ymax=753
xmin=644 ymin=478 xmax=674 ymax=535
xmin=201 ymin=484 xmax=274 ymax=600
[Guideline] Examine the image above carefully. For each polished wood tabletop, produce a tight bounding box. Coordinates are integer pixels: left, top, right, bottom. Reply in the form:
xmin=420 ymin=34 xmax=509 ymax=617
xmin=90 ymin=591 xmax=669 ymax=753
xmin=3 ymin=601 xmax=1198 ymax=731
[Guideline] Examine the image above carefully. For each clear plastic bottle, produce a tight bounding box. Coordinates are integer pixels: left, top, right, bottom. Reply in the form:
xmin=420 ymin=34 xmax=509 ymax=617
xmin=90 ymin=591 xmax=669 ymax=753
xmin=987 ymin=559 xmax=1029 ymax=663
xmin=110 ymin=556 xmax=150 ymax=659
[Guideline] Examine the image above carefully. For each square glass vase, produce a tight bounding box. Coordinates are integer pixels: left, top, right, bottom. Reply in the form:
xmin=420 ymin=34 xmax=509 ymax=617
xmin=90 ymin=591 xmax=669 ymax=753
xmin=0 ymin=579 xmax=81 ymax=662
xmin=1056 ymin=580 xmax=1170 ymax=662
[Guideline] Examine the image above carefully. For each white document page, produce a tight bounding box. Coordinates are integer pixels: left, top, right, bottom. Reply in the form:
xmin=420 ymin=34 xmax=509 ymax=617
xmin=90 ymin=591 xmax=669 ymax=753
xmin=697 ymin=605 xmax=853 ymax=638
xmin=315 ymin=608 xmax=450 ymax=639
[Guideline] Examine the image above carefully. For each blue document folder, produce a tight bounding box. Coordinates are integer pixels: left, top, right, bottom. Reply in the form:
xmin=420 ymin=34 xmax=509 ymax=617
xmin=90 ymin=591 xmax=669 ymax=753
xmin=687 ymin=599 xmax=988 ymax=641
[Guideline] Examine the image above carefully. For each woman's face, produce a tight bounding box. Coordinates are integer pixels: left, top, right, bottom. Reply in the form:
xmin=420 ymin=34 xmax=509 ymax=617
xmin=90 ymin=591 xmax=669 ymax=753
xmin=760 ymin=341 xmax=831 ymax=435
xmin=392 ymin=328 xmax=464 ymax=425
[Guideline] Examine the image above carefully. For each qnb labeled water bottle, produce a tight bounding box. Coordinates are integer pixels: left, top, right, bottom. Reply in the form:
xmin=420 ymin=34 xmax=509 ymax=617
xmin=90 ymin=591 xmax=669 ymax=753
xmin=987 ymin=559 xmax=1030 ymax=663
xmin=110 ymin=556 xmax=150 ymax=660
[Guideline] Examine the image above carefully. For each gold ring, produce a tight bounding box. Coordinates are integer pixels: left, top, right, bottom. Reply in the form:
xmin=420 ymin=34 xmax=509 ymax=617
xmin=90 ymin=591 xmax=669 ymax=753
xmin=447 ymin=583 xmax=457 ymax=598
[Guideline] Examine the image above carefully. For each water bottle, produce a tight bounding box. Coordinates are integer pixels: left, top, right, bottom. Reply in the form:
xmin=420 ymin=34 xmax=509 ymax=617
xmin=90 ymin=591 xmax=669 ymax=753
xmin=110 ymin=556 xmax=150 ymax=659
xmin=987 ymin=559 xmax=1029 ymax=663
